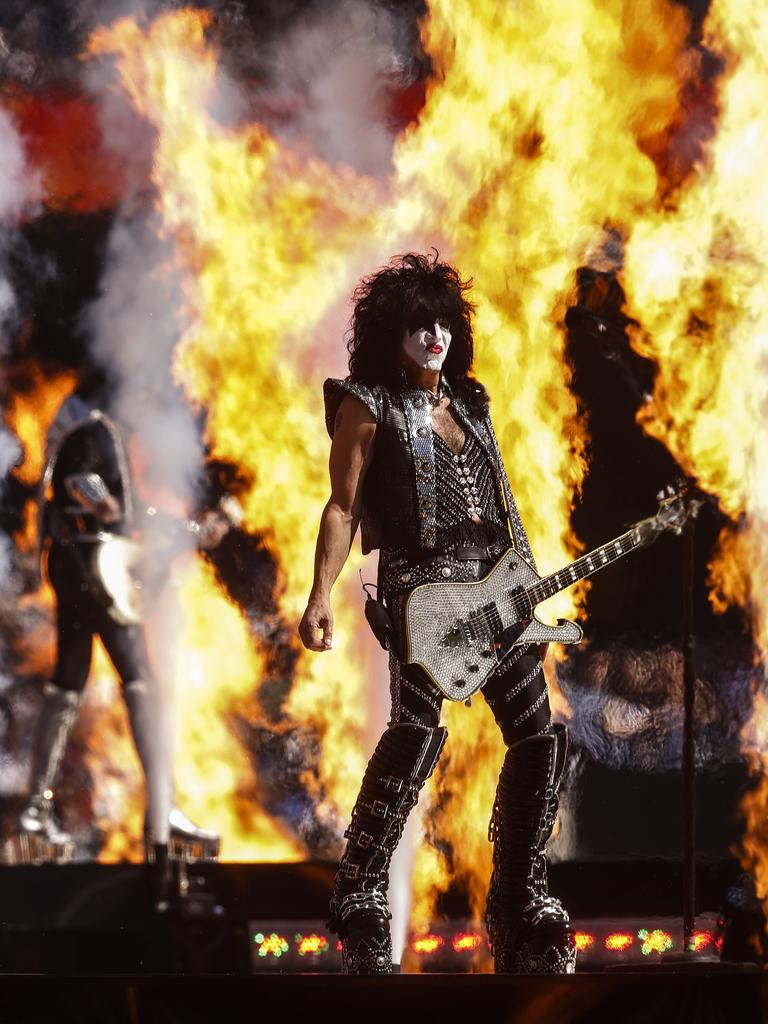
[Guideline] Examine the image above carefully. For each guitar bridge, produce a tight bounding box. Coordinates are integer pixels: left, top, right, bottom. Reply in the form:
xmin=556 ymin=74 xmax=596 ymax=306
xmin=440 ymin=621 xmax=468 ymax=648
xmin=441 ymin=602 xmax=502 ymax=650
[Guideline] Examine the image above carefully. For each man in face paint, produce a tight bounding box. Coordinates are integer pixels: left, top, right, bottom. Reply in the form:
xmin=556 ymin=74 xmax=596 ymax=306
xmin=299 ymin=253 xmax=574 ymax=976
xmin=401 ymin=317 xmax=452 ymax=375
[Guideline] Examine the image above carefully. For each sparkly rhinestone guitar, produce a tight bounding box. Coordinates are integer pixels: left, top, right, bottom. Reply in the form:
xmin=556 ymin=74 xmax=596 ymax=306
xmin=403 ymin=487 xmax=695 ymax=701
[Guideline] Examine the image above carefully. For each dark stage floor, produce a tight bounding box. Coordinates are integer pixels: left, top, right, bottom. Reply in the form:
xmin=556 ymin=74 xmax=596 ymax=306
xmin=0 ymin=859 xmax=764 ymax=1022
xmin=1 ymin=971 xmax=765 ymax=1024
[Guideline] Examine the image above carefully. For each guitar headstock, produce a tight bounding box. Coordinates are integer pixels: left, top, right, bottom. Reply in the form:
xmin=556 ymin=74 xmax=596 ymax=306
xmin=650 ymin=484 xmax=703 ymax=537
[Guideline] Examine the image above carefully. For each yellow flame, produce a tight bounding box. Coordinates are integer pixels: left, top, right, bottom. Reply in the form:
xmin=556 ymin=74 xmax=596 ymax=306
xmin=85 ymin=0 xmax=696 ymax=920
xmin=620 ymin=0 xmax=768 ymax=918
xmin=83 ymin=640 xmax=145 ymax=863
xmin=168 ymin=556 xmax=302 ymax=860
xmin=390 ymin=0 xmax=693 ymax=926
xmin=624 ymin=0 xmax=768 ymax=633
xmin=89 ymin=11 xmax=387 ymax=836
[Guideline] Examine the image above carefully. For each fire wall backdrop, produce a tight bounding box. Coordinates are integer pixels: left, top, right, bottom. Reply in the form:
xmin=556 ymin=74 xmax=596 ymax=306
xmin=0 ymin=0 xmax=767 ymax=947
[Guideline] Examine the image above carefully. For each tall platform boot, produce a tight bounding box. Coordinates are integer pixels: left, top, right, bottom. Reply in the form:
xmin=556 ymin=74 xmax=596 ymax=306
xmin=485 ymin=723 xmax=576 ymax=974
xmin=18 ymin=683 xmax=80 ymax=861
xmin=166 ymin=808 xmax=220 ymax=862
xmin=123 ymin=680 xmax=221 ymax=863
xmin=329 ymin=723 xmax=447 ymax=974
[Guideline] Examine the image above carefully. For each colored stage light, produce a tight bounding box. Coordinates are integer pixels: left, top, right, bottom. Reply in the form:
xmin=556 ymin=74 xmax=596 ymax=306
xmin=688 ymin=931 xmax=714 ymax=953
xmin=451 ymin=932 xmax=483 ymax=953
xmin=604 ymin=932 xmax=633 ymax=952
xmin=638 ymin=929 xmax=673 ymax=956
xmin=574 ymin=932 xmax=595 ymax=952
xmin=296 ymin=933 xmax=330 ymax=957
xmin=255 ymin=932 xmax=290 ymax=958
xmin=412 ymin=934 xmax=444 ymax=955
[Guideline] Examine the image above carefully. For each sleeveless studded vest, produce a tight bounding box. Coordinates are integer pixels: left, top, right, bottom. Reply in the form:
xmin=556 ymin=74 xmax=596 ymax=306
xmin=323 ymin=377 xmax=535 ymax=566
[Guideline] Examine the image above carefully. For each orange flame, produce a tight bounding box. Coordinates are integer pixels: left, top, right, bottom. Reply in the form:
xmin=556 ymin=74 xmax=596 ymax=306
xmin=2 ymin=368 xmax=75 ymax=696
xmin=4 ymin=366 xmax=76 ymax=489
xmin=3 ymin=89 xmax=151 ymax=214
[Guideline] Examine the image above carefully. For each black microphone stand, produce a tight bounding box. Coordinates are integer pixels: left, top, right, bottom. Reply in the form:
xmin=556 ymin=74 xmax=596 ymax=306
xmin=610 ymin=482 xmax=756 ymax=971
xmin=680 ymin=482 xmax=700 ymax=956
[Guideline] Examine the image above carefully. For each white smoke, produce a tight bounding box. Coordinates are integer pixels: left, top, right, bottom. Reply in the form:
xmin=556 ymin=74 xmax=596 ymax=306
xmin=0 ymin=429 xmax=21 ymax=584
xmin=259 ymin=0 xmax=413 ymax=178
xmin=0 ymin=105 xmax=38 ymax=345
xmin=83 ymin=0 xmax=413 ymax=176
xmin=73 ymin=202 xmax=202 ymax=839
xmin=83 ymin=207 xmax=202 ymax=500
xmin=0 ymin=105 xmax=34 ymax=792
xmin=0 ymin=105 xmax=35 ymax=579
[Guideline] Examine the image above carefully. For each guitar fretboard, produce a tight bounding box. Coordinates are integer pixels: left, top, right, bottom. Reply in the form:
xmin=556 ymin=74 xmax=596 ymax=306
xmin=509 ymin=523 xmax=651 ymax=620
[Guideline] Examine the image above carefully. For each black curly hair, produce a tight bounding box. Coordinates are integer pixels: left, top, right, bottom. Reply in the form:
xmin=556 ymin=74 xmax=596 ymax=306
xmin=347 ymin=252 xmax=488 ymax=416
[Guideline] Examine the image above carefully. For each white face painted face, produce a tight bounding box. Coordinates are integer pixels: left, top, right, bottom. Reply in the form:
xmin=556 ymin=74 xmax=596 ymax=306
xmin=401 ymin=320 xmax=452 ymax=372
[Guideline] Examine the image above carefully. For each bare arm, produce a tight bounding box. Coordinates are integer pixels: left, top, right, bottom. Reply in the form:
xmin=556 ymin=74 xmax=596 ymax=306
xmin=298 ymin=395 xmax=376 ymax=652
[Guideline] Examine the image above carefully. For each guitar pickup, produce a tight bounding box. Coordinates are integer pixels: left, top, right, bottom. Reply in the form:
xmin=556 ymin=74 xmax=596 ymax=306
xmin=465 ymin=602 xmax=503 ymax=643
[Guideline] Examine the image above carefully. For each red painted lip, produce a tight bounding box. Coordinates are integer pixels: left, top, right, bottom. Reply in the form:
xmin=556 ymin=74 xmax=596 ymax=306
xmin=427 ymin=344 xmax=443 ymax=353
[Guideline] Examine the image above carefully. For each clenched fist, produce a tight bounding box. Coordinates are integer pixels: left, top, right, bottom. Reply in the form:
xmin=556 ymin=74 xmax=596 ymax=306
xmin=299 ymin=595 xmax=334 ymax=652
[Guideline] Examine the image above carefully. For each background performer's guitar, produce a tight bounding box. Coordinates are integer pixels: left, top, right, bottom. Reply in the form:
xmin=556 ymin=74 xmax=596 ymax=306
xmin=403 ymin=488 xmax=695 ymax=701
xmin=91 ymin=495 xmax=243 ymax=625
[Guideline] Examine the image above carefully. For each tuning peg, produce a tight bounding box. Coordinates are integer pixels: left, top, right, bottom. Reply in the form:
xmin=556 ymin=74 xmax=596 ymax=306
xmin=667 ymin=484 xmax=675 ymax=497
xmin=656 ymin=490 xmax=665 ymax=502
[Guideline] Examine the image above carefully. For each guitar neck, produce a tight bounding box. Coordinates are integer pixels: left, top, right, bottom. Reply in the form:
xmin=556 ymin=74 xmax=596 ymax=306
xmin=516 ymin=520 xmax=654 ymax=612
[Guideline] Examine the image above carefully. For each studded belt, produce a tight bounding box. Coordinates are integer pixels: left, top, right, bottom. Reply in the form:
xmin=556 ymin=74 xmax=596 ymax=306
xmin=417 ymin=543 xmax=505 ymax=567
xmin=447 ymin=544 xmax=505 ymax=561
xmin=380 ymin=543 xmax=507 ymax=593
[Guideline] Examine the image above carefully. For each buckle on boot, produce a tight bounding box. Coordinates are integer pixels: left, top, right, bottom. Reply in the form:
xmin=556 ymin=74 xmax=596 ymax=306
xmin=357 ymin=832 xmax=373 ymax=849
xmin=384 ymin=776 xmax=403 ymax=793
xmin=372 ymin=800 xmax=388 ymax=818
xmin=345 ymin=863 xmax=360 ymax=880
